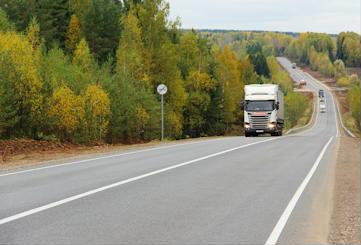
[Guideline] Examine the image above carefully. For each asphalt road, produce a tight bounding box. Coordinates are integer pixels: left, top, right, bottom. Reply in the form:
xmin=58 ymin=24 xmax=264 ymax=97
xmin=0 ymin=58 xmax=339 ymax=244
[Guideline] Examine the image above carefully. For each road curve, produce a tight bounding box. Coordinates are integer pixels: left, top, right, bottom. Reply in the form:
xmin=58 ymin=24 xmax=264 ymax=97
xmin=0 ymin=58 xmax=339 ymax=244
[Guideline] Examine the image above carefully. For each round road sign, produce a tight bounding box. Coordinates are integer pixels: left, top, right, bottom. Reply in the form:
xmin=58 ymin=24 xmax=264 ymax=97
xmin=157 ymin=84 xmax=168 ymax=95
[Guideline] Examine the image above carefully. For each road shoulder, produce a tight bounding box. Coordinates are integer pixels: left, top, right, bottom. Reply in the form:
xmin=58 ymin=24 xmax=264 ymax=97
xmin=328 ymin=136 xmax=361 ymax=244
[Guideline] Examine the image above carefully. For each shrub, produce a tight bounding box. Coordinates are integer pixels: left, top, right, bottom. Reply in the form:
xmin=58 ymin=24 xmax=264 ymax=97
xmin=285 ymin=92 xmax=308 ymax=129
xmin=48 ymin=85 xmax=85 ymax=141
xmin=348 ymin=85 xmax=360 ymax=127
xmin=337 ymin=76 xmax=350 ymax=87
xmin=83 ymin=84 xmax=110 ymax=142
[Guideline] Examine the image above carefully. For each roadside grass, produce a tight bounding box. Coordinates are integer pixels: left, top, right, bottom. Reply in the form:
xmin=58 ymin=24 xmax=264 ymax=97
xmin=295 ymin=97 xmax=314 ymax=128
xmin=284 ymin=92 xmax=314 ymax=132
xmin=343 ymin=112 xmax=360 ymax=138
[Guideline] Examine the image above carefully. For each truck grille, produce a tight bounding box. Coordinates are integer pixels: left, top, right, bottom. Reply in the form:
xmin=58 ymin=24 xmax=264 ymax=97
xmin=250 ymin=115 xmax=269 ymax=129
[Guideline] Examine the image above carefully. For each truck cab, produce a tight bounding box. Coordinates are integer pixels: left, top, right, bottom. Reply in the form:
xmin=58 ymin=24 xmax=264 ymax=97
xmin=243 ymin=84 xmax=284 ymax=137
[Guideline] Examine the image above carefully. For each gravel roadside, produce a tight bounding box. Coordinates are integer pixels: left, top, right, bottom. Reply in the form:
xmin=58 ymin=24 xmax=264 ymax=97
xmin=328 ymin=136 xmax=361 ymax=245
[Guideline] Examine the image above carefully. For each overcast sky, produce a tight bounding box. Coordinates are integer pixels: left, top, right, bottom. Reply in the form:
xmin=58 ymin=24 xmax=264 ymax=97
xmin=168 ymin=0 xmax=360 ymax=34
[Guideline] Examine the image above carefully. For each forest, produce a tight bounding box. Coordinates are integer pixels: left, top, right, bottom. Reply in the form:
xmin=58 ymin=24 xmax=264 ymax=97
xmin=0 ymin=0 xmax=359 ymax=144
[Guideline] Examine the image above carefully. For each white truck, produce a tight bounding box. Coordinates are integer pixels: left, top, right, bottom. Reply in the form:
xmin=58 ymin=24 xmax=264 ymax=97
xmin=242 ymin=84 xmax=284 ymax=137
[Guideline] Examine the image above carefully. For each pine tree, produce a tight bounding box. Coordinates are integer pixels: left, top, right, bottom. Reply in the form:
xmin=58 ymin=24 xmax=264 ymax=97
xmin=247 ymin=41 xmax=270 ymax=78
xmin=36 ymin=0 xmax=70 ymax=48
xmin=82 ymin=0 xmax=122 ymax=62
xmin=66 ymin=15 xmax=82 ymax=54
xmin=0 ymin=0 xmax=36 ymax=31
xmin=0 ymin=8 xmax=15 ymax=31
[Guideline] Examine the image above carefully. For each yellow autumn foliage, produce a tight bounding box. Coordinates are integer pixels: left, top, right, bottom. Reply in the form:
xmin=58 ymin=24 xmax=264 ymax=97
xmin=73 ymin=38 xmax=94 ymax=73
xmin=216 ymin=46 xmax=243 ymax=124
xmin=48 ymin=85 xmax=85 ymax=137
xmin=66 ymin=15 xmax=82 ymax=53
xmin=116 ymin=8 xmax=146 ymax=86
xmin=0 ymin=31 xmax=43 ymax=128
xmin=186 ymin=71 xmax=215 ymax=92
xmin=83 ymin=84 xmax=110 ymax=140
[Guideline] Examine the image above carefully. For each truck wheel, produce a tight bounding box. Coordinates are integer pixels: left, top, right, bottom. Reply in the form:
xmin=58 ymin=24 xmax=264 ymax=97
xmin=245 ymin=132 xmax=251 ymax=137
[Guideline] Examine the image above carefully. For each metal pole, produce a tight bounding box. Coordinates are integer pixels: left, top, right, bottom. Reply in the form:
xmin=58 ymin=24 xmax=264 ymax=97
xmin=161 ymin=94 xmax=164 ymax=140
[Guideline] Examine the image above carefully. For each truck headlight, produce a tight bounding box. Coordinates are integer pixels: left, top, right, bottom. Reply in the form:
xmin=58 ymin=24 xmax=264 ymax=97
xmin=267 ymin=123 xmax=276 ymax=129
xmin=244 ymin=123 xmax=251 ymax=129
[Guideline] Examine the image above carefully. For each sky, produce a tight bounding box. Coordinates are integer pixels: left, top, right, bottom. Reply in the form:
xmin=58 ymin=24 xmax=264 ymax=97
xmin=168 ymin=0 xmax=360 ymax=34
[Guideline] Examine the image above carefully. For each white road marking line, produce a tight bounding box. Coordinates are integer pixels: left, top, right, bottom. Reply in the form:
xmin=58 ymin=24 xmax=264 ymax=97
xmin=302 ymin=72 xmax=340 ymax=137
xmin=0 ymin=137 xmax=235 ymax=178
xmin=279 ymin=58 xmax=338 ymax=138
xmin=0 ymin=137 xmax=280 ymax=226
xmin=265 ymin=136 xmax=334 ymax=245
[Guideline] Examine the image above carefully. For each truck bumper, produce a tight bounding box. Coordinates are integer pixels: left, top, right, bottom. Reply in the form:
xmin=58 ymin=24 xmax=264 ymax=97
xmin=245 ymin=128 xmax=278 ymax=134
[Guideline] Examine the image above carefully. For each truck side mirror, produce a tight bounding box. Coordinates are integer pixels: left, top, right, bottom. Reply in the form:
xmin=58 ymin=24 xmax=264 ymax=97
xmin=240 ymin=101 xmax=245 ymax=110
xmin=275 ymin=102 xmax=280 ymax=110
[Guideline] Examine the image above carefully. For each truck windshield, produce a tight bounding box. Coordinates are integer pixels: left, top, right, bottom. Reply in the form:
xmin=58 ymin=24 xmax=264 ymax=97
xmin=245 ymin=101 xmax=275 ymax=111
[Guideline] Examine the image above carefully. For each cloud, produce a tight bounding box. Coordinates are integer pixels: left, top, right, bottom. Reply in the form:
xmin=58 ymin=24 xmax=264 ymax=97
xmin=168 ymin=0 xmax=360 ymax=34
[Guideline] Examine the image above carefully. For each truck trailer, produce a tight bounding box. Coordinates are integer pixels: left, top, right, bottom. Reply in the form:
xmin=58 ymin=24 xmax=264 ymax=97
xmin=242 ymin=84 xmax=284 ymax=137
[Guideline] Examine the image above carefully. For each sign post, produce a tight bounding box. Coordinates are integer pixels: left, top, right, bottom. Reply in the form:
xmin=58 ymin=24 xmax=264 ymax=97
xmin=157 ymin=84 xmax=168 ymax=141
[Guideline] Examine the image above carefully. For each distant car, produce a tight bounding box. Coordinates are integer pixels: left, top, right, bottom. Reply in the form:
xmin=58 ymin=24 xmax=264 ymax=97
xmin=292 ymin=63 xmax=297 ymax=69
xmin=300 ymin=79 xmax=307 ymax=86
xmin=318 ymin=89 xmax=325 ymax=98
xmin=320 ymin=102 xmax=326 ymax=113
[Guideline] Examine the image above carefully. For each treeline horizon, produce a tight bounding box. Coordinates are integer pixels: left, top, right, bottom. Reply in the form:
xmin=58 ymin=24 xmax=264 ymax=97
xmin=0 ymin=0 xmax=358 ymax=145
xmin=189 ymin=29 xmax=343 ymax=38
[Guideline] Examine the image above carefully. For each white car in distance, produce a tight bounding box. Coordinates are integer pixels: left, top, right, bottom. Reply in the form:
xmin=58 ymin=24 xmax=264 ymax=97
xmin=320 ymin=102 xmax=326 ymax=113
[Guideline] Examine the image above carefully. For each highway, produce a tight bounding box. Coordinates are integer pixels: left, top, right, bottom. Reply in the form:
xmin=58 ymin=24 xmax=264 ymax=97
xmin=0 ymin=58 xmax=339 ymax=244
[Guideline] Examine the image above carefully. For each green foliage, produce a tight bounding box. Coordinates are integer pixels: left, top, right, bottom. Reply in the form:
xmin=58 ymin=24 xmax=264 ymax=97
xmin=334 ymin=59 xmax=346 ymax=80
xmin=1 ymin=1 xmax=332 ymax=143
xmin=246 ymin=41 xmax=270 ymax=77
xmin=285 ymin=32 xmax=335 ymax=66
xmin=302 ymin=32 xmax=334 ymax=61
xmin=82 ymin=0 xmax=122 ymax=62
xmin=308 ymin=47 xmax=335 ymax=77
xmin=69 ymin=0 xmax=91 ymax=22
xmin=337 ymin=76 xmax=350 ymax=87
xmin=36 ymin=0 xmax=71 ymax=48
xmin=337 ymin=74 xmax=359 ymax=88
xmin=26 ymin=17 xmax=41 ymax=52
xmin=285 ymin=39 xmax=302 ymax=60
xmin=0 ymin=7 xmax=15 ymax=31
xmin=216 ymin=46 xmax=243 ymax=126
xmin=267 ymin=56 xmax=292 ymax=94
xmin=285 ymin=92 xmax=308 ymax=129
xmin=239 ymin=57 xmax=257 ymax=85
xmin=348 ymin=84 xmax=360 ymax=127
xmin=0 ymin=0 xmax=36 ymax=31
xmin=72 ymin=38 xmax=95 ymax=73
xmin=65 ymin=15 xmax=82 ymax=53
xmin=349 ymin=74 xmax=359 ymax=86
xmin=116 ymin=7 xmax=146 ymax=85
xmin=178 ymin=31 xmax=199 ymax=79
xmin=0 ymin=32 xmax=43 ymax=138
xmin=41 ymin=47 xmax=92 ymax=94
xmin=183 ymin=92 xmax=211 ymax=137
xmin=337 ymin=32 xmax=361 ymax=67
xmin=103 ymin=75 xmax=160 ymax=142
